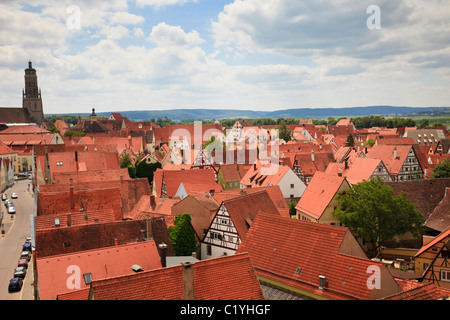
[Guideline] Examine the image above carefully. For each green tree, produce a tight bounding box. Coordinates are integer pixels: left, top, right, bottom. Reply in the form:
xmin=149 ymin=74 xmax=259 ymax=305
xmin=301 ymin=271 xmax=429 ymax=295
xmin=119 ymin=153 xmax=132 ymax=168
xmin=363 ymin=138 xmax=376 ymax=147
xmin=432 ymin=158 xmax=450 ymax=179
xmin=64 ymin=130 xmax=86 ymax=137
xmin=168 ymin=213 xmax=197 ymax=256
xmin=332 ymin=177 xmax=424 ymax=258
xmin=135 ymin=160 xmax=161 ymax=184
xmin=418 ymin=119 xmax=430 ymax=129
xmin=278 ymin=120 xmax=292 ymax=142
xmin=345 ymin=133 xmax=355 ymax=147
xmin=288 ymin=201 xmax=298 ymax=218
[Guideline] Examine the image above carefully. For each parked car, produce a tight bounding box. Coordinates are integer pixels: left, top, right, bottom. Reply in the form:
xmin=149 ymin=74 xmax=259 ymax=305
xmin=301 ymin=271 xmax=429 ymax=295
xmin=1 ymin=193 xmax=7 ymax=201
xmin=20 ymin=251 xmax=31 ymax=261
xmin=23 ymin=243 xmax=32 ymax=252
xmin=8 ymin=278 xmax=23 ymax=293
xmin=18 ymin=259 xmax=28 ymax=269
xmin=11 ymin=193 xmax=18 ymax=199
xmin=8 ymin=206 xmax=15 ymax=214
xmin=5 ymin=200 xmax=13 ymax=208
xmin=13 ymin=267 xmax=27 ymax=279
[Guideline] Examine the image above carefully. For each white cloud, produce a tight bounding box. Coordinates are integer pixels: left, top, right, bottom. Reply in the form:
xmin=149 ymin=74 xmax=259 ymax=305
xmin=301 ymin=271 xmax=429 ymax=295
xmin=135 ymin=0 xmax=198 ymax=9
xmin=148 ymin=22 xmax=204 ymax=47
xmin=110 ymin=11 xmax=145 ymax=25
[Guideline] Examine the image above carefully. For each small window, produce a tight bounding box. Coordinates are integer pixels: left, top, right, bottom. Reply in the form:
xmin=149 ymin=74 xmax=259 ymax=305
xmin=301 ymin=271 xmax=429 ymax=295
xmin=441 ymin=270 xmax=450 ymax=282
xmin=54 ymin=218 xmax=60 ymax=227
xmin=290 ymin=184 xmax=294 ymax=188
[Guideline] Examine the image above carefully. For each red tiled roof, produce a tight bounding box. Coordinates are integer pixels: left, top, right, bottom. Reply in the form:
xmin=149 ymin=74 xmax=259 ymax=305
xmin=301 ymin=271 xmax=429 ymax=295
xmin=383 ymin=279 xmax=450 ymax=300
xmin=35 ymin=208 xmax=120 ymax=231
xmin=219 ymin=190 xmax=282 ymax=240
xmin=37 ymin=241 xmax=163 ymax=300
xmin=344 ymin=158 xmax=384 ymax=185
xmin=240 ymin=161 xmax=291 ymax=188
xmin=425 ymin=188 xmax=450 ymax=232
xmin=212 ymin=186 xmax=290 ymax=217
xmin=153 ymin=168 xmax=217 ymax=198
xmin=236 ymin=213 xmax=400 ymax=300
xmin=385 ymin=178 xmax=450 ymax=219
xmin=37 ymin=187 xmax=122 ymax=219
xmin=365 ymin=145 xmax=413 ymax=176
xmin=126 ymin=195 xmax=179 ymax=221
xmin=35 ymin=218 xmax=174 ymax=258
xmin=0 ymin=125 xmax=50 ymax=134
xmin=0 ymin=140 xmax=16 ymax=154
xmin=89 ymin=253 xmax=264 ymax=300
xmin=218 ymin=163 xmax=249 ymax=182
xmin=295 ymin=171 xmax=349 ymax=220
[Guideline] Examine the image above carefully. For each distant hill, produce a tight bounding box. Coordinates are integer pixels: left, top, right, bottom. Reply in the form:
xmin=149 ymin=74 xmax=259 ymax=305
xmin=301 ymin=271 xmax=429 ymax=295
xmin=46 ymin=106 xmax=450 ymax=122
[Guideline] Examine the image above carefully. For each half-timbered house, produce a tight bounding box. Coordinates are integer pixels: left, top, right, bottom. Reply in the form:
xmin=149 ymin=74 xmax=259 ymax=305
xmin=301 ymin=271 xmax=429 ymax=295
xmin=415 ymin=228 xmax=450 ymax=289
xmin=200 ymin=190 xmax=282 ymax=259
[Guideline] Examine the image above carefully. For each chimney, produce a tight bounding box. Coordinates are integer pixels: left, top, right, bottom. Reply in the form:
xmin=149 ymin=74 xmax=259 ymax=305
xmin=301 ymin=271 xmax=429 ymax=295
xmin=150 ymin=195 xmax=156 ymax=208
xmin=393 ymin=147 xmax=397 ymax=159
xmin=69 ymin=180 xmax=75 ymax=210
xmin=146 ymin=218 xmax=153 ymax=241
xmin=67 ymin=213 xmax=72 ymax=227
xmin=75 ymin=151 xmax=79 ymax=171
xmin=159 ymin=243 xmax=168 ymax=268
xmin=182 ymin=261 xmax=195 ymax=300
xmin=311 ymin=150 xmax=315 ymax=162
xmin=209 ymin=189 xmax=215 ymax=196
xmin=319 ymin=275 xmax=327 ymax=290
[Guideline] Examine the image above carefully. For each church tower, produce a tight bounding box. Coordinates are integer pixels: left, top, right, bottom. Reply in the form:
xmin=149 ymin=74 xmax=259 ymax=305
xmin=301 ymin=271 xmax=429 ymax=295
xmin=22 ymin=61 xmax=45 ymax=125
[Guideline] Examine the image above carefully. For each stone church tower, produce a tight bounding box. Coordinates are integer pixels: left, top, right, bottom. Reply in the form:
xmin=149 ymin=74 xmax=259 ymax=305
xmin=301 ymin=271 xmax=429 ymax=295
xmin=22 ymin=61 xmax=45 ymax=125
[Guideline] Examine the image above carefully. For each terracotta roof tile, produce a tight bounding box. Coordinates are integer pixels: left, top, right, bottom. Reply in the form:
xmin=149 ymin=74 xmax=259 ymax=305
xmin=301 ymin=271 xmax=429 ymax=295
xmin=295 ymin=171 xmax=349 ymax=220
xmin=35 ymin=218 xmax=174 ymax=258
xmin=383 ymin=279 xmax=450 ymax=300
xmin=37 ymin=241 xmax=162 ymax=300
xmin=153 ymin=168 xmax=217 ymax=198
xmin=236 ymin=213 xmax=400 ymax=300
xmin=89 ymin=253 xmax=264 ymax=300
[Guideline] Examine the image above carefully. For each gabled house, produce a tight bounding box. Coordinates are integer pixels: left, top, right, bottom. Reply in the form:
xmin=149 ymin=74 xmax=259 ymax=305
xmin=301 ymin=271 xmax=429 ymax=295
xmin=240 ymin=162 xmax=306 ymax=201
xmin=295 ymin=171 xmax=351 ymax=225
xmin=414 ymin=228 xmax=450 ymax=289
xmin=291 ymin=151 xmax=335 ymax=185
xmin=365 ymin=145 xmax=424 ymax=181
xmin=201 ymin=190 xmax=283 ymax=259
xmin=86 ymin=253 xmax=264 ymax=300
xmin=236 ymin=213 xmax=401 ymax=300
xmin=326 ymin=157 xmax=392 ymax=185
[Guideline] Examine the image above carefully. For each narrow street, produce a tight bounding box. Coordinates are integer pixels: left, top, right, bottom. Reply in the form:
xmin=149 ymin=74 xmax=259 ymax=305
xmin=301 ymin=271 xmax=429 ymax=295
xmin=0 ymin=179 xmax=35 ymax=300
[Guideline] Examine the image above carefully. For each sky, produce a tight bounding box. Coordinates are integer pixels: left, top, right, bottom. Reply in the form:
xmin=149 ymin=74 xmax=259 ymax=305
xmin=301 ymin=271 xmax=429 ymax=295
xmin=0 ymin=0 xmax=449 ymax=115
